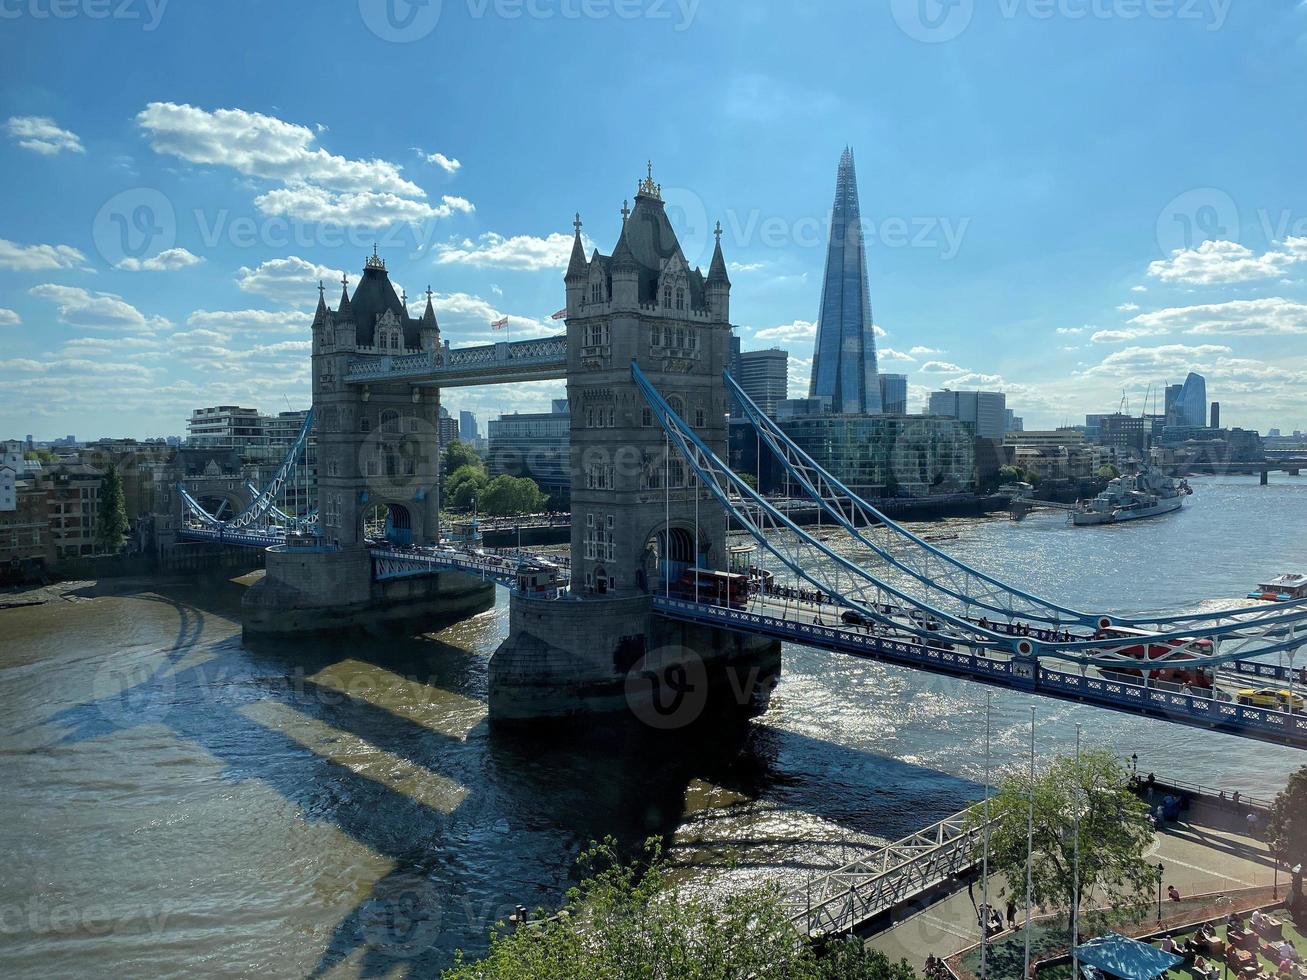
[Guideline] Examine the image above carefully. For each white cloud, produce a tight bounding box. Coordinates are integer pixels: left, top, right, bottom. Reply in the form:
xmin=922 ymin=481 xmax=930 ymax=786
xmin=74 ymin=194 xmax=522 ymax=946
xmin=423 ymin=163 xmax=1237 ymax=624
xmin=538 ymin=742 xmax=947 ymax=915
xmin=753 ymin=319 xmax=815 ymax=342
xmin=878 ymin=347 xmax=916 ymax=362
xmin=1146 ymin=238 xmax=1307 ymax=285
xmin=1125 ymin=296 xmax=1307 ymax=337
xmin=5 ymin=115 xmax=84 ymax=155
xmin=187 ymin=308 xmax=309 ymax=335
xmin=1055 ymin=326 xmax=1087 ymax=335
xmin=28 ymin=284 xmax=168 ymax=333
xmin=235 ymin=256 xmax=344 ymax=306
xmin=116 ymin=247 xmax=204 ymax=272
xmin=1116 ymin=302 xmax=1140 ymax=312
xmin=253 ymin=184 xmax=474 ymax=226
xmin=920 ymin=360 xmax=965 ymax=373
xmin=137 ymin=102 xmax=474 ymax=227
xmin=434 ymin=231 xmax=586 ymax=271
xmin=0 ymin=238 xmax=90 ymax=272
xmin=137 ymin=102 xmax=419 ymax=194
xmin=873 ymin=323 xmax=887 ymax=338
xmin=419 ymin=291 xmax=557 ymax=343
xmin=1131 ymin=285 xmax=1147 ymax=293
xmin=1090 ymin=326 xmax=1169 ymax=343
xmin=415 ymin=149 xmax=461 ymax=174
xmin=908 ymin=345 xmax=943 ymax=355
xmin=0 ymin=308 xmax=20 ymax=326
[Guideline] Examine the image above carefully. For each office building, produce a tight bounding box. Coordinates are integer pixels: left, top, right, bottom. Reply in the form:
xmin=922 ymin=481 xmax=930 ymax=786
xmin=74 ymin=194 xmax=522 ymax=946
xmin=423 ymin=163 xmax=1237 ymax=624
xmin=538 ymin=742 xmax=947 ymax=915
xmin=487 ymin=402 xmax=571 ymax=503
xmin=1004 ymin=409 xmax=1024 ymax=433
xmin=928 ymin=389 xmax=1007 ymax=440
xmin=1210 ymin=402 xmax=1220 ymax=429
xmin=1176 ymin=372 xmax=1207 ymax=428
xmin=879 ymin=373 xmax=908 ymax=415
xmin=780 ymin=415 xmax=975 ymax=497
xmin=737 ymin=348 xmax=788 ymax=415
xmin=808 ymin=147 xmax=882 ymax=413
xmin=458 ymin=410 xmax=479 ymax=442
xmin=186 ymin=405 xmax=311 ymax=463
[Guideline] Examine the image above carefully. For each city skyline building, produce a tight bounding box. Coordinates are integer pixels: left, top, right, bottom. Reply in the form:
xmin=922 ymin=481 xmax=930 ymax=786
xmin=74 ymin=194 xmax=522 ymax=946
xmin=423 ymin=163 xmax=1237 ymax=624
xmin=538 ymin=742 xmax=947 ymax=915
xmin=927 ymin=389 xmax=1007 ymax=440
xmin=1177 ymin=371 xmax=1208 ymax=428
xmin=879 ymin=373 xmax=908 ymax=415
xmin=808 ymin=147 xmax=882 ymax=414
xmin=458 ymin=410 xmax=479 ymax=442
xmin=737 ymin=348 xmax=789 ymax=416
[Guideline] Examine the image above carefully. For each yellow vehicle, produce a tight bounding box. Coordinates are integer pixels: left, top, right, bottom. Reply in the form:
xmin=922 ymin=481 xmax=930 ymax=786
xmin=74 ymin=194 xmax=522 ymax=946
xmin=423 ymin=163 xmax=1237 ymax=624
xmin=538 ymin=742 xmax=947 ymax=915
xmin=1236 ymin=687 xmax=1305 ymax=709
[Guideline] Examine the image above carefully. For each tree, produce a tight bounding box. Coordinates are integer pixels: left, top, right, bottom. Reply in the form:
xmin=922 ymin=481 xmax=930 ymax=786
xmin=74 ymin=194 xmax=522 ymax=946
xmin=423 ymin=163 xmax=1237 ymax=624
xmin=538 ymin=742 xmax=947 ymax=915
xmin=450 ymin=471 xmax=488 ymax=511
xmin=479 ymin=475 xmax=547 ymax=517
xmin=1098 ymin=463 xmax=1120 ymax=479
xmin=998 ymin=464 xmax=1034 ymax=486
xmin=95 ymin=463 xmax=129 ymax=554
xmin=445 ymin=838 xmax=918 ymax=980
xmin=443 ymin=439 xmax=483 ymax=476
xmin=977 ymin=748 xmax=1154 ymax=931
xmin=1267 ymin=766 xmax=1307 ymax=903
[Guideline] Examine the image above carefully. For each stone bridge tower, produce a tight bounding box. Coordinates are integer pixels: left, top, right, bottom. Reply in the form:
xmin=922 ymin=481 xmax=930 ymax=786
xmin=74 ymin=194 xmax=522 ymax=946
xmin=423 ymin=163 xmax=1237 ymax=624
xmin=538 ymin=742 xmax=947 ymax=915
xmin=489 ymin=167 xmax=781 ymax=723
xmin=243 ymin=251 xmax=494 ymax=634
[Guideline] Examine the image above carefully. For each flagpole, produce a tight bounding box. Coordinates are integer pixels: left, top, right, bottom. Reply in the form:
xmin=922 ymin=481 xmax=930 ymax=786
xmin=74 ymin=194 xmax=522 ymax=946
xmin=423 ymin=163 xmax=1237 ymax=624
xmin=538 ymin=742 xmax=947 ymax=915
xmin=1072 ymin=724 xmax=1082 ymax=980
xmin=981 ymin=691 xmax=993 ymax=980
xmin=1024 ymin=705 xmax=1035 ymax=980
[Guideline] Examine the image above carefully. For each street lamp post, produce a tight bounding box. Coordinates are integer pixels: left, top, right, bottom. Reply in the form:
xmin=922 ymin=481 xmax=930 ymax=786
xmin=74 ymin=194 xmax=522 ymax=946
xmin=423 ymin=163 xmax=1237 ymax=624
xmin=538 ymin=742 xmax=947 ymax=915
xmin=1155 ymin=862 xmax=1165 ymax=922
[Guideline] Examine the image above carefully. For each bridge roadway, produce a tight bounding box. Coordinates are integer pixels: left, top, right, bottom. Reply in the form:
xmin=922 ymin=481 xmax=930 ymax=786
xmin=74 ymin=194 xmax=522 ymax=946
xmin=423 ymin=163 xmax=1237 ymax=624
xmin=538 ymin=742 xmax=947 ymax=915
xmin=652 ymin=592 xmax=1307 ymax=750
xmin=176 ymin=524 xmax=1307 ymax=748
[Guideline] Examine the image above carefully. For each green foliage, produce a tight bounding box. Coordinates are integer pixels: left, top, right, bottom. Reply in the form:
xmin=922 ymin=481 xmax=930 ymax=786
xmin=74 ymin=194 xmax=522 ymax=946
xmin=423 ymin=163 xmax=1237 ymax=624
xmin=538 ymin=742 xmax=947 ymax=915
xmin=479 ymin=475 xmax=548 ymax=517
xmin=1097 ymin=463 xmax=1120 ymax=479
xmin=95 ymin=463 xmax=129 ymax=554
xmin=447 ymin=464 xmax=488 ymax=507
xmin=444 ymin=839 xmax=919 ymax=980
xmin=976 ymin=748 xmax=1154 ymax=926
xmin=998 ymin=464 xmax=1036 ymax=486
xmin=443 ymin=439 xmax=483 ymax=476
xmin=737 ymin=472 xmax=758 ymax=492
xmin=1268 ymin=766 xmax=1307 ymax=870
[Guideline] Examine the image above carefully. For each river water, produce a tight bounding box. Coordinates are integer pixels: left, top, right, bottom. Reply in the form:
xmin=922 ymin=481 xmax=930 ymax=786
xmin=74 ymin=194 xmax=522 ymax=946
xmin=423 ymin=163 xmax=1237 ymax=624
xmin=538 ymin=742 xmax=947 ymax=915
xmin=1 ymin=475 xmax=1303 ymax=978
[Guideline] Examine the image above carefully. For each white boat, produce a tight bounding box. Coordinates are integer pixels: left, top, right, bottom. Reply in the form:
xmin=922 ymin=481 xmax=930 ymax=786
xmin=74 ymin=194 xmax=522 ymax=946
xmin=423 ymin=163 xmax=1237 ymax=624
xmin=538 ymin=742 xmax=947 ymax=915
xmin=1248 ymin=572 xmax=1307 ymax=602
xmin=1070 ymin=468 xmax=1190 ymax=526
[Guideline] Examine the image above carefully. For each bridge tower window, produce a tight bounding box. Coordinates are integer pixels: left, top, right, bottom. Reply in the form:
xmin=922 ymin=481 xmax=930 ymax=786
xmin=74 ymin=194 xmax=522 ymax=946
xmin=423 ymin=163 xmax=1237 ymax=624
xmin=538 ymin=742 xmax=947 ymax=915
xmin=381 ymin=410 xmax=400 ymax=434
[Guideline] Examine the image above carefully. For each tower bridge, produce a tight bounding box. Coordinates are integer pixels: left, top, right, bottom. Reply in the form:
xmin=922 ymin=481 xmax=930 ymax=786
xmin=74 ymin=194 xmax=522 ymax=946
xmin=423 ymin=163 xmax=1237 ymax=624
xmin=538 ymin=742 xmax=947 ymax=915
xmin=178 ymin=166 xmax=1307 ymax=747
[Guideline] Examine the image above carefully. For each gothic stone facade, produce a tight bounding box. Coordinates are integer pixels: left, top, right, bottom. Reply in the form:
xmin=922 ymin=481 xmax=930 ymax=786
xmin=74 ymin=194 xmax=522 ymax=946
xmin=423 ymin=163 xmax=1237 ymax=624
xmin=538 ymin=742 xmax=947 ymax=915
xmin=311 ymin=254 xmax=442 ymax=550
xmin=563 ymin=172 xmax=734 ymax=597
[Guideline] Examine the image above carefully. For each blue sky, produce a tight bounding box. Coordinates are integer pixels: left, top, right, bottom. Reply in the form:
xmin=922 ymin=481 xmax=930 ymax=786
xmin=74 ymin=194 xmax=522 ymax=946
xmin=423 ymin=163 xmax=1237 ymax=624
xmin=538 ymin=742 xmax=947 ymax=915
xmin=1 ymin=0 xmax=1306 ymax=439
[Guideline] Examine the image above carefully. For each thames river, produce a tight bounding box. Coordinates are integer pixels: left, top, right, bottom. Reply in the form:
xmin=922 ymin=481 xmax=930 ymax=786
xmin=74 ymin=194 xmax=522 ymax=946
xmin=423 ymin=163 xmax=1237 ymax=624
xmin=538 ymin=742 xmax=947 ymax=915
xmin=1 ymin=474 xmax=1304 ymax=978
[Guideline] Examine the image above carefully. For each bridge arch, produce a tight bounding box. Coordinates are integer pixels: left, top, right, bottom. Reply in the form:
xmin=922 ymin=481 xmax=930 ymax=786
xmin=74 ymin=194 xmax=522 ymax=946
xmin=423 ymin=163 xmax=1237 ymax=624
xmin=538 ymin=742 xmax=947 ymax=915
xmin=641 ymin=521 xmax=710 ymax=593
xmin=362 ymin=501 xmax=413 ymax=545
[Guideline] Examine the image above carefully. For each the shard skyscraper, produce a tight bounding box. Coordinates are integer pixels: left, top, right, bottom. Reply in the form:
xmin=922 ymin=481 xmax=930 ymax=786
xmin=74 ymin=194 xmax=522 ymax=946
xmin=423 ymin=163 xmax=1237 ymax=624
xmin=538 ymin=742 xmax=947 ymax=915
xmin=808 ymin=147 xmax=882 ymax=414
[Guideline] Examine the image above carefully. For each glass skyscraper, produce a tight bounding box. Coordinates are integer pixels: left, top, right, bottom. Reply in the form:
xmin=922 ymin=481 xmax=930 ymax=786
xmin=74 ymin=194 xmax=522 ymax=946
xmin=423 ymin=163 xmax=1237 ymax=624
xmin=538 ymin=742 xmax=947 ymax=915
xmin=808 ymin=147 xmax=882 ymax=414
xmin=1176 ymin=371 xmax=1207 ymax=428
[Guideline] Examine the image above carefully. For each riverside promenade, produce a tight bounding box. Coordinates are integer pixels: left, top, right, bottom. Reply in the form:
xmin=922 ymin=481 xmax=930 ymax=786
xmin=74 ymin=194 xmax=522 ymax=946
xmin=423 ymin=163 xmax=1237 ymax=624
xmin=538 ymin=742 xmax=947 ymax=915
xmin=867 ymin=789 xmax=1281 ymax=973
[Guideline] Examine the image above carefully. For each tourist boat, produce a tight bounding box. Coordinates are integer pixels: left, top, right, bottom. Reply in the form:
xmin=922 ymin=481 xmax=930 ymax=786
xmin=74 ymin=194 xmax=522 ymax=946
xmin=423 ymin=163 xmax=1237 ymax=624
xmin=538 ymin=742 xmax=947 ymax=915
xmin=1247 ymin=572 xmax=1307 ymax=602
xmin=1070 ymin=468 xmax=1190 ymax=526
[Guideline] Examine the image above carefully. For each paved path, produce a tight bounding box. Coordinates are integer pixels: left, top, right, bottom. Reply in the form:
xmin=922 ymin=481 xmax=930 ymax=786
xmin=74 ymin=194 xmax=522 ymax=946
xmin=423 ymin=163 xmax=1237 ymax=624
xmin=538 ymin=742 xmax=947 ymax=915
xmin=868 ymin=797 xmax=1279 ymax=972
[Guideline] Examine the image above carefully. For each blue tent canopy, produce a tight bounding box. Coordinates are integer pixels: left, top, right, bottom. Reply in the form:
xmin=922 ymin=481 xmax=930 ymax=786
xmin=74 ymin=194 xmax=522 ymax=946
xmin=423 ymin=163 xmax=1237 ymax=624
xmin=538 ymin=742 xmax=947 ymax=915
xmin=1075 ymin=933 xmax=1183 ymax=980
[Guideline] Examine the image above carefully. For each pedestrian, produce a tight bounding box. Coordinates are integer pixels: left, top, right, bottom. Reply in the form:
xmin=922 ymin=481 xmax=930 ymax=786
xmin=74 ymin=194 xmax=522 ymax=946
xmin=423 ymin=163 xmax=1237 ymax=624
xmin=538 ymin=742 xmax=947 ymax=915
xmin=1006 ymin=899 xmax=1017 ymax=930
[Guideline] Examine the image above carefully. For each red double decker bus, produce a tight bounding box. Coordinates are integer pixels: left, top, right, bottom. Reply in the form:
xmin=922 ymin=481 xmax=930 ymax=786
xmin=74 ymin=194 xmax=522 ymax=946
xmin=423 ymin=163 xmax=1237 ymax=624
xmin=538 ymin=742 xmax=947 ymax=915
xmin=671 ymin=568 xmax=750 ymax=609
xmin=1094 ymin=625 xmax=1214 ymax=688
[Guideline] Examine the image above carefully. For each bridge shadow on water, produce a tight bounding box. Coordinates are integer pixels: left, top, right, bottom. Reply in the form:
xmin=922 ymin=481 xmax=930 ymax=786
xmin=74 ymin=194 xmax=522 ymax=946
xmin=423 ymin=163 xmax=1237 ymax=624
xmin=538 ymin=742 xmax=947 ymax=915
xmin=39 ymin=581 xmax=978 ymax=978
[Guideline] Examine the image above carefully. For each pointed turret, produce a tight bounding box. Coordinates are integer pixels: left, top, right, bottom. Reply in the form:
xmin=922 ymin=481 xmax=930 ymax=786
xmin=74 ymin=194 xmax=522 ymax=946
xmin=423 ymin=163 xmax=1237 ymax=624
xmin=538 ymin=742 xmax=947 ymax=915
xmin=333 ymin=274 xmax=357 ymax=350
xmin=706 ymin=221 xmax=730 ymax=323
xmin=336 ymin=274 xmax=354 ymax=321
xmin=419 ymin=286 xmax=440 ymax=351
xmin=610 ymin=220 xmax=639 ymax=311
xmin=565 ymin=213 xmax=588 ymax=281
xmin=312 ymin=280 xmax=329 ymax=327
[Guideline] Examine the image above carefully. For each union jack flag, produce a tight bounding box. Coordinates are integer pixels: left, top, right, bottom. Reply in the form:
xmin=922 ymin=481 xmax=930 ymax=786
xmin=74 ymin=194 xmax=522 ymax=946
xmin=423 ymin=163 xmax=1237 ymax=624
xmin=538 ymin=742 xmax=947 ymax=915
xmin=550 ymin=308 xmax=567 ymax=320
xmin=490 ymin=316 xmax=509 ymax=330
